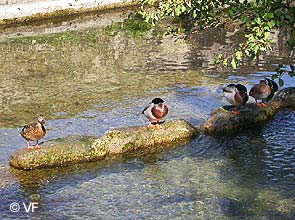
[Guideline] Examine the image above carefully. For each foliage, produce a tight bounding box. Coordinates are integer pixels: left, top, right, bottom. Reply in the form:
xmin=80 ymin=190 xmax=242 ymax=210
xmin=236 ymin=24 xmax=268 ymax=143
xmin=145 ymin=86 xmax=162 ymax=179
xmin=138 ymin=0 xmax=295 ymax=82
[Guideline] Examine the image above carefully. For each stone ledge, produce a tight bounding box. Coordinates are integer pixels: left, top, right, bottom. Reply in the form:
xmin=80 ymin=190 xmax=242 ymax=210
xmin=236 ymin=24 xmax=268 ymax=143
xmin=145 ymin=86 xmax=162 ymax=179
xmin=0 ymin=0 xmax=139 ymax=27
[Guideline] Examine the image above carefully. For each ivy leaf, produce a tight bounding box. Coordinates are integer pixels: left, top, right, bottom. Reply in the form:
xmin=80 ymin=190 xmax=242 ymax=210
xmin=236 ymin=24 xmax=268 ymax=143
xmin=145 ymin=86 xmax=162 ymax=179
xmin=223 ymin=58 xmax=228 ymax=67
xmin=235 ymin=51 xmax=243 ymax=61
xmin=271 ymin=74 xmax=278 ymax=80
xmin=279 ymin=78 xmax=284 ymax=87
xmin=231 ymin=58 xmax=237 ymax=69
xmin=214 ymin=54 xmax=223 ymax=64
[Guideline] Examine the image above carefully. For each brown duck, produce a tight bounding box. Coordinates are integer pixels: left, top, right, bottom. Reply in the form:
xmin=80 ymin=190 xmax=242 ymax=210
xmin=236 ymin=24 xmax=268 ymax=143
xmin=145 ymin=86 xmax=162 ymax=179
xmin=249 ymin=78 xmax=278 ymax=107
xmin=142 ymin=98 xmax=169 ymax=129
xmin=20 ymin=115 xmax=46 ymax=150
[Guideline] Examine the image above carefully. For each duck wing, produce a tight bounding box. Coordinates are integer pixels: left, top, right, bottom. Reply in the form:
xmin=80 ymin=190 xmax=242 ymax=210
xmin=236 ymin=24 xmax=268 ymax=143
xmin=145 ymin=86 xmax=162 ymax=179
xmin=142 ymin=105 xmax=149 ymax=114
xmin=21 ymin=123 xmax=34 ymax=134
xmin=20 ymin=123 xmax=37 ymax=140
xmin=265 ymin=78 xmax=279 ymax=101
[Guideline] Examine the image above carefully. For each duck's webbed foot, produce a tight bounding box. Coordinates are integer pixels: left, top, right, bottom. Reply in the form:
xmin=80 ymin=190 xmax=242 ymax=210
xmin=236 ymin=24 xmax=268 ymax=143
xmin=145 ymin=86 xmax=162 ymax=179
xmin=34 ymin=140 xmax=41 ymax=149
xmin=148 ymin=121 xmax=163 ymax=129
xmin=231 ymin=110 xmax=240 ymax=115
xmin=155 ymin=123 xmax=163 ymax=129
xmin=26 ymin=141 xmax=34 ymax=150
xmin=231 ymin=107 xmax=240 ymax=115
xmin=27 ymin=145 xmax=34 ymax=150
xmin=34 ymin=145 xmax=41 ymax=149
xmin=255 ymin=100 xmax=262 ymax=107
xmin=147 ymin=123 xmax=156 ymax=128
xmin=256 ymin=102 xmax=267 ymax=108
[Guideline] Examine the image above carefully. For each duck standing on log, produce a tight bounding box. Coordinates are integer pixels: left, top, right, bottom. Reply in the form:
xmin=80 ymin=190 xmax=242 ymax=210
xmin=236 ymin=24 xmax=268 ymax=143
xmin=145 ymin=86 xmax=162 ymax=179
xmin=20 ymin=115 xmax=46 ymax=150
xmin=249 ymin=78 xmax=278 ymax=107
xmin=142 ymin=98 xmax=169 ymax=129
xmin=223 ymin=84 xmax=249 ymax=115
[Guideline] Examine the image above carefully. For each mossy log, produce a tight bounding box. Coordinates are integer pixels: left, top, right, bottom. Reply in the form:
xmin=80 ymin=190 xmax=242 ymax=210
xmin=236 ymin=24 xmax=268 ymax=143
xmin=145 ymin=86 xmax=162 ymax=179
xmin=10 ymin=88 xmax=295 ymax=170
xmin=10 ymin=119 xmax=198 ymax=170
xmin=201 ymin=87 xmax=295 ymax=134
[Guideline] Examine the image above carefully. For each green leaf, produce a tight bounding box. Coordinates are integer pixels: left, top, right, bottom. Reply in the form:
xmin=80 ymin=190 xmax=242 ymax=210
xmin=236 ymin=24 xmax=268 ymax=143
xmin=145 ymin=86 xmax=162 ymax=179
xmin=231 ymin=58 xmax=237 ymax=69
xmin=279 ymin=78 xmax=284 ymax=87
xmin=254 ymin=17 xmax=261 ymax=25
xmin=228 ymin=8 xmax=235 ymax=18
xmin=266 ymin=12 xmax=274 ymax=19
xmin=223 ymin=58 xmax=228 ymax=67
xmin=214 ymin=54 xmax=223 ymax=64
xmin=235 ymin=51 xmax=243 ymax=60
xmin=271 ymin=74 xmax=278 ymax=80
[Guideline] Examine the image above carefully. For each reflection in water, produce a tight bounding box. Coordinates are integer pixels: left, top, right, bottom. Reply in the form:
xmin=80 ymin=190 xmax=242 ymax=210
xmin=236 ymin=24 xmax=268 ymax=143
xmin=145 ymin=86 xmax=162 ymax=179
xmin=0 ymin=28 xmax=224 ymax=128
xmin=0 ymin=14 xmax=295 ymax=220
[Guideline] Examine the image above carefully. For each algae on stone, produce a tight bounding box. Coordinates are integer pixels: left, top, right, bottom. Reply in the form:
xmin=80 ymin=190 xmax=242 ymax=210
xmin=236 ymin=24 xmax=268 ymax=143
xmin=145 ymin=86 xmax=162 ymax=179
xmin=201 ymin=87 xmax=295 ymax=135
xmin=96 ymin=119 xmax=199 ymax=155
xmin=10 ymin=136 xmax=105 ymax=170
xmin=10 ymin=119 xmax=198 ymax=170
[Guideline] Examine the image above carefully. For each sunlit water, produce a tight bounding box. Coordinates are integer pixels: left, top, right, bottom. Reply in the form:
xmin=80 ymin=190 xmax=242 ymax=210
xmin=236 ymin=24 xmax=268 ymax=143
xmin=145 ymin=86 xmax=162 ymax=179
xmin=0 ymin=14 xmax=295 ymax=220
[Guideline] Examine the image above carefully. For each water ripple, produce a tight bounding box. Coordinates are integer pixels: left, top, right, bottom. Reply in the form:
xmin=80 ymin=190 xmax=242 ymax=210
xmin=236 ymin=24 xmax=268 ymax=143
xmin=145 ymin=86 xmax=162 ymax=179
xmin=262 ymin=111 xmax=295 ymax=184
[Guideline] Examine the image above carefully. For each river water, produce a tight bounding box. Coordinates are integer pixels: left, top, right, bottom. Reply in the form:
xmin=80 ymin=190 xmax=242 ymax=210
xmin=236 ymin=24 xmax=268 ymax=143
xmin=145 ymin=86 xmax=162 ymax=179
xmin=0 ymin=12 xmax=295 ymax=219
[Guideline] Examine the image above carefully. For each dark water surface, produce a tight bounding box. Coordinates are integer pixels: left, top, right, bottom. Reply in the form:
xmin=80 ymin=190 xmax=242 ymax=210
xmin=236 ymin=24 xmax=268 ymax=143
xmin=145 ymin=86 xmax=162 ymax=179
xmin=0 ymin=13 xmax=295 ymax=219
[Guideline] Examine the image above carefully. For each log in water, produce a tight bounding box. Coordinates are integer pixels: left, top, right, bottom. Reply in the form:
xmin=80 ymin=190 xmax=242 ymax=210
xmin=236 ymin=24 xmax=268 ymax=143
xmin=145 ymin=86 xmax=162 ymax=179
xmin=10 ymin=119 xmax=198 ymax=170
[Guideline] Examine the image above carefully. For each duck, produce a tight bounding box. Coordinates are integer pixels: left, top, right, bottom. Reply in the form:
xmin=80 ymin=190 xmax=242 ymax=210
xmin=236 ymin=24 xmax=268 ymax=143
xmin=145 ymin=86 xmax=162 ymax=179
xmin=223 ymin=84 xmax=249 ymax=115
xmin=20 ymin=115 xmax=46 ymax=150
xmin=142 ymin=98 xmax=169 ymax=129
xmin=249 ymin=78 xmax=278 ymax=107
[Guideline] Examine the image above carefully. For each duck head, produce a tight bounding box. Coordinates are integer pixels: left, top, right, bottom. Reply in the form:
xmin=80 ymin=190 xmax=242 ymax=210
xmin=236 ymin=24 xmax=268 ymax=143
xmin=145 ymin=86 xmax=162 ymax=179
xmin=223 ymin=84 xmax=235 ymax=92
xmin=223 ymin=84 xmax=247 ymax=94
xmin=37 ymin=115 xmax=46 ymax=125
xmin=265 ymin=78 xmax=278 ymax=93
xmin=151 ymin=98 xmax=165 ymax=105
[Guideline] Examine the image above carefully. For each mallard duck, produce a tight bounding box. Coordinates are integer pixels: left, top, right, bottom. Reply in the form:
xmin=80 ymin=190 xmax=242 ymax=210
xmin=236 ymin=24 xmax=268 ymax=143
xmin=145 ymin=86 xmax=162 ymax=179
xmin=142 ymin=98 xmax=168 ymax=129
xmin=20 ymin=115 xmax=46 ymax=150
xmin=249 ymin=78 xmax=278 ymax=107
xmin=223 ymin=84 xmax=249 ymax=115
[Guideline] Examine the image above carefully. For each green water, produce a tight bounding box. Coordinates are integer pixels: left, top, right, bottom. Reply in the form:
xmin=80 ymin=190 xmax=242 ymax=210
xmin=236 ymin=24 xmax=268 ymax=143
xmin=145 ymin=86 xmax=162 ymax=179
xmin=0 ymin=14 xmax=295 ymax=220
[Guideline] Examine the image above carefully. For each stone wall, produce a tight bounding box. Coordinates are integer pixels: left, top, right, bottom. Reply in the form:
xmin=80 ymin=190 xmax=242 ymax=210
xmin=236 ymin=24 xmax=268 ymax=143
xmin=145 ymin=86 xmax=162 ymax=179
xmin=0 ymin=0 xmax=44 ymax=5
xmin=0 ymin=0 xmax=133 ymax=20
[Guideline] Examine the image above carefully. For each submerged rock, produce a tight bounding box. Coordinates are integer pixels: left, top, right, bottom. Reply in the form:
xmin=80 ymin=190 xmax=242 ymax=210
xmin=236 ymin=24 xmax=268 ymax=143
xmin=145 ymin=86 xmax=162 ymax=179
xmin=200 ymin=104 xmax=276 ymax=134
xmin=201 ymin=87 xmax=295 ymax=135
xmin=10 ymin=119 xmax=198 ymax=170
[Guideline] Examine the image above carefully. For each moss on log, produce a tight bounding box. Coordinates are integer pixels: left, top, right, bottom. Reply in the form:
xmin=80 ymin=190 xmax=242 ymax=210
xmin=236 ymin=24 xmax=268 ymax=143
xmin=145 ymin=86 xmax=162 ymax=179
xmin=10 ymin=119 xmax=198 ymax=170
xmin=201 ymin=87 xmax=295 ymax=135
